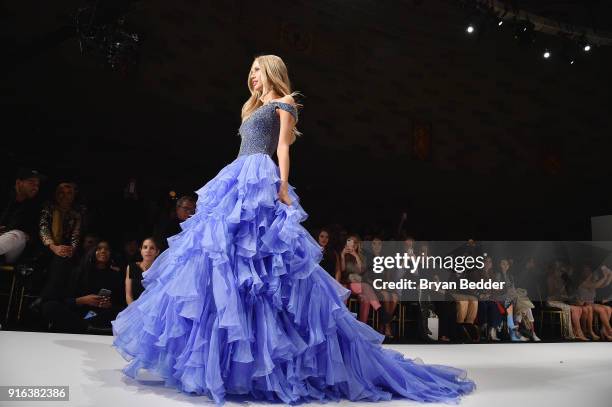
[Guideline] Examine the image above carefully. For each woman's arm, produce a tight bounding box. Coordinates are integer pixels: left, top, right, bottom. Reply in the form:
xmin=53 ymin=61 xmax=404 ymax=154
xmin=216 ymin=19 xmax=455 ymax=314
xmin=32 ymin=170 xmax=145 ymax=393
xmin=39 ymin=204 xmax=54 ymax=247
xmin=70 ymin=212 xmax=82 ymax=251
xmin=355 ymin=253 xmax=364 ymax=273
xmin=125 ymin=266 xmax=134 ymax=305
xmin=340 ymin=251 xmax=347 ymax=272
xmin=276 ymin=96 xmax=297 ymax=206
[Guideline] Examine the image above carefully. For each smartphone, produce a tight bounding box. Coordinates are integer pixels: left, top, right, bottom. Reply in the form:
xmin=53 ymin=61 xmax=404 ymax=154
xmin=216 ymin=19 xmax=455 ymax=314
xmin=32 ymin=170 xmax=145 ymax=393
xmin=98 ymin=288 xmax=112 ymax=298
xmin=346 ymin=239 xmax=354 ymax=250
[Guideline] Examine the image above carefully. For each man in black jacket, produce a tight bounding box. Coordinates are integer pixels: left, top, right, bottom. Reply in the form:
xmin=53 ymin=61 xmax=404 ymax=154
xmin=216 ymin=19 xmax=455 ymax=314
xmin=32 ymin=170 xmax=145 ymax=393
xmin=0 ymin=168 xmax=44 ymax=263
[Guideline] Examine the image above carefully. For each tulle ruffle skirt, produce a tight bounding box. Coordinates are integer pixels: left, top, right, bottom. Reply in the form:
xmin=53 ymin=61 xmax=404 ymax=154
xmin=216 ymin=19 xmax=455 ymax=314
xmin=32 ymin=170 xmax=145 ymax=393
xmin=112 ymin=153 xmax=475 ymax=404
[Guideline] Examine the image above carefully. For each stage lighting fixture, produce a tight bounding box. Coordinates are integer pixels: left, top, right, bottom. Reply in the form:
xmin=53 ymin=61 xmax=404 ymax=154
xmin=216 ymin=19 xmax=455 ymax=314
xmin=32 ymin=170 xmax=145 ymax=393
xmin=466 ymin=24 xmax=475 ymax=34
xmin=513 ymin=19 xmax=536 ymax=46
xmin=558 ymin=34 xmax=579 ymax=65
xmin=492 ymin=10 xmax=507 ymax=28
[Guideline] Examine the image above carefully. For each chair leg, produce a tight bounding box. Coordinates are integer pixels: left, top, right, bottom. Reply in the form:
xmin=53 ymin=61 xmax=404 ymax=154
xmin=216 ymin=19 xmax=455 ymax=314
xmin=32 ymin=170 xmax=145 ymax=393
xmin=537 ymin=310 xmax=542 ymax=334
xmin=17 ymin=286 xmax=25 ymax=322
xmin=4 ymin=273 xmax=16 ymax=325
xmin=399 ymin=304 xmax=404 ymax=338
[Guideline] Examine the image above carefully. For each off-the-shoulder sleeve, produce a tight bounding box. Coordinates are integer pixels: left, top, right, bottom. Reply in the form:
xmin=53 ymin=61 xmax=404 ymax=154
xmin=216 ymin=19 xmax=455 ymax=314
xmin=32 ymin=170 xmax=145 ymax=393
xmin=273 ymin=101 xmax=298 ymax=122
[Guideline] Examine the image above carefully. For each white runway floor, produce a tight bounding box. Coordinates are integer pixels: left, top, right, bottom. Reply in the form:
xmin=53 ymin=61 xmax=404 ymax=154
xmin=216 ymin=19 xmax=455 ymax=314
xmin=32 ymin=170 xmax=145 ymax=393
xmin=1 ymin=330 xmax=611 ymax=407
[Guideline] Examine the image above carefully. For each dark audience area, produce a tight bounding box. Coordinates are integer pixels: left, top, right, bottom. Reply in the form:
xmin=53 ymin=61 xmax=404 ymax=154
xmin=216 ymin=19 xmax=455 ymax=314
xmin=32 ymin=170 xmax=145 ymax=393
xmin=1 ymin=167 xmax=611 ymax=343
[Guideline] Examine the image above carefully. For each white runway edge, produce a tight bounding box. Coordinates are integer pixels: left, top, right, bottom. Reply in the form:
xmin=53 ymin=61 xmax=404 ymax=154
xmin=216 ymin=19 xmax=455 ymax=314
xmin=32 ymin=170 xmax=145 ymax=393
xmin=1 ymin=331 xmax=611 ymax=407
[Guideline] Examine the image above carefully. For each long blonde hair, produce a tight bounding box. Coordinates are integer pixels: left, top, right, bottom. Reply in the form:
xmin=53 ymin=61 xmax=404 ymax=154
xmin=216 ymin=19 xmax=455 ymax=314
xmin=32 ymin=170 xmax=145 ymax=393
xmin=241 ymin=54 xmax=303 ymax=142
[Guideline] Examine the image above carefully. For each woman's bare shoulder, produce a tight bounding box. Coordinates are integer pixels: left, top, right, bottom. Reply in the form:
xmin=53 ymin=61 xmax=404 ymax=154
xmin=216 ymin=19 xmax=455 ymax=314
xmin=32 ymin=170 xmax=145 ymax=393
xmin=278 ymin=94 xmax=296 ymax=106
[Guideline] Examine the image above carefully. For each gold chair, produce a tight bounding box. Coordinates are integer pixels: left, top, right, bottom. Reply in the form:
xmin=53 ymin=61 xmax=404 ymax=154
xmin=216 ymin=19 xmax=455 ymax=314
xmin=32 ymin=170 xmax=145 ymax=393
xmin=398 ymin=302 xmax=416 ymax=339
xmin=347 ymin=295 xmax=380 ymax=329
xmin=537 ymin=307 xmax=565 ymax=338
xmin=535 ymin=285 xmax=566 ymax=339
xmin=1 ymin=264 xmax=17 ymax=324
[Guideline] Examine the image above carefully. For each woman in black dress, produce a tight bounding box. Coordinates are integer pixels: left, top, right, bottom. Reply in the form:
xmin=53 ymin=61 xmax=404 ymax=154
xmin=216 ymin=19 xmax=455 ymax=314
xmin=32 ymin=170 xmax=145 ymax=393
xmin=317 ymin=227 xmax=340 ymax=281
xmin=125 ymin=237 xmax=160 ymax=304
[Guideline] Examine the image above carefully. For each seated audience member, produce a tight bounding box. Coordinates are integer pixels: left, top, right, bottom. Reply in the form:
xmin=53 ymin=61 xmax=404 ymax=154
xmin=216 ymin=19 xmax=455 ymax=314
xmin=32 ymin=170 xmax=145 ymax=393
xmin=546 ymin=261 xmax=587 ymax=340
xmin=447 ymin=239 xmax=484 ymax=342
xmin=366 ymin=236 xmax=398 ymax=338
xmin=117 ymin=236 xmax=140 ymax=268
xmin=125 ymin=237 xmax=160 ymax=305
xmin=317 ymin=227 xmax=340 ymax=281
xmin=0 ymin=168 xmax=44 ymax=263
xmin=597 ymin=263 xmax=612 ymax=307
xmin=565 ymin=264 xmax=599 ymax=340
xmin=340 ymin=234 xmax=381 ymax=323
xmin=41 ymin=240 xmax=125 ymax=333
xmin=39 ymin=182 xmax=82 ymax=300
xmin=413 ymin=241 xmax=435 ymax=342
xmin=154 ymin=195 xmax=196 ymax=251
xmin=516 ymin=256 xmax=544 ymax=300
xmin=495 ymin=257 xmax=540 ymax=341
xmin=425 ymin=245 xmax=457 ymax=342
xmin=575 ymin=264 xmax=612 ymax=341
xmin=451 ymin=262 xmax=479 ymax=342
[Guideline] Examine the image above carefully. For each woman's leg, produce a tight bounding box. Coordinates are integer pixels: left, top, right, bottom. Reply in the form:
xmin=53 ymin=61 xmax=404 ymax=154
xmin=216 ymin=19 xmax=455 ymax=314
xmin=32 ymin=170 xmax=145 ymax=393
xmin=466 ymin=300 xmax=478 ymax=324
xmin=377 ymin=291 xmax=390 ymax=333
xmin=569 ymin=305 xmax=587 ymax=340
xmin=592 ymin=303 xmax=612 ymax=338
xmin=384 ymin=293 xmax=399 ymax=336
xmin=507 ymin=304 xmax=528 ymax=341
xmin=358 ymin=299 xmax=371 ymax=323
xmin=437 ymin=301 xmax=456 ymax=341
xmin=583 ymin=304 xmax=599 ymax=339
xmin=358 ymin=283 xmax=381 ymax=323
xmin=488 ymin=301 xmax=502 ymax=340
xmin=456 ymin=300 xmax=467 ymax=323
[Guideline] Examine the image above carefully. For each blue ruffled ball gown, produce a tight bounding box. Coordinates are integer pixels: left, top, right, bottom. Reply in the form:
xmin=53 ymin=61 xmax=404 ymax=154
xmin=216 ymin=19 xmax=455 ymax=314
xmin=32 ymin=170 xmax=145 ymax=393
xmin=111 ymin=100 xmax=475 ymax=404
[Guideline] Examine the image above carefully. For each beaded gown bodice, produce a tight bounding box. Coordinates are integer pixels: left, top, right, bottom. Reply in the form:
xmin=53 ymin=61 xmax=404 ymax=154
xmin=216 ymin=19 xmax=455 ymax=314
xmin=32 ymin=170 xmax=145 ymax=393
xmin=237 ymin=101 xmax=298 ymax=158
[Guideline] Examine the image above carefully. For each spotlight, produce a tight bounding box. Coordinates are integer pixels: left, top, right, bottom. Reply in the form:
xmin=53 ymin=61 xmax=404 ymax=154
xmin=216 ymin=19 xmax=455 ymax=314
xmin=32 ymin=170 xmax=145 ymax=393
xmin=577 ymin=36 xmax=592 ymax=54
xmin=513 ymin=19 xmax=536 ymax=46
xmin=543 ymin=50 xmax=551 ymax=59
xmin=466 ymin=24 xmax=475 ymax=34
xmin=494 ymin=10 xmax=507 ymax=28
xmin=558 ymin=34 xmax=579 ymax=65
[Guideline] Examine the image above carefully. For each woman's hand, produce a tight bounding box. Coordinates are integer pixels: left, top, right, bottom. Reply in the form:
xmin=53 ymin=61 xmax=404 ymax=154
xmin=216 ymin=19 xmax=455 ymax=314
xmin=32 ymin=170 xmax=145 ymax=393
xmin=98 ymin=297 xmax=112 ymax=309
xmin=342 ymin=246 xmax=357 ymax=259
xmin=278 ymin=181 xmax=292 ymax=206
xmin=77 ymin=294 xmax=105 ymax=307
xmin=50 ymin=244 xmax=73 ymax=258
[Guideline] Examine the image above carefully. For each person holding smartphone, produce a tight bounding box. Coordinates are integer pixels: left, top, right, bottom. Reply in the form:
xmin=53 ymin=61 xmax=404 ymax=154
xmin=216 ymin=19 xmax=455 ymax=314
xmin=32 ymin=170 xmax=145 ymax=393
xmin=340 ymin=234 xmax=381 ymax=323
xmin=41 ymin=240 xmax=125 ymax=333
